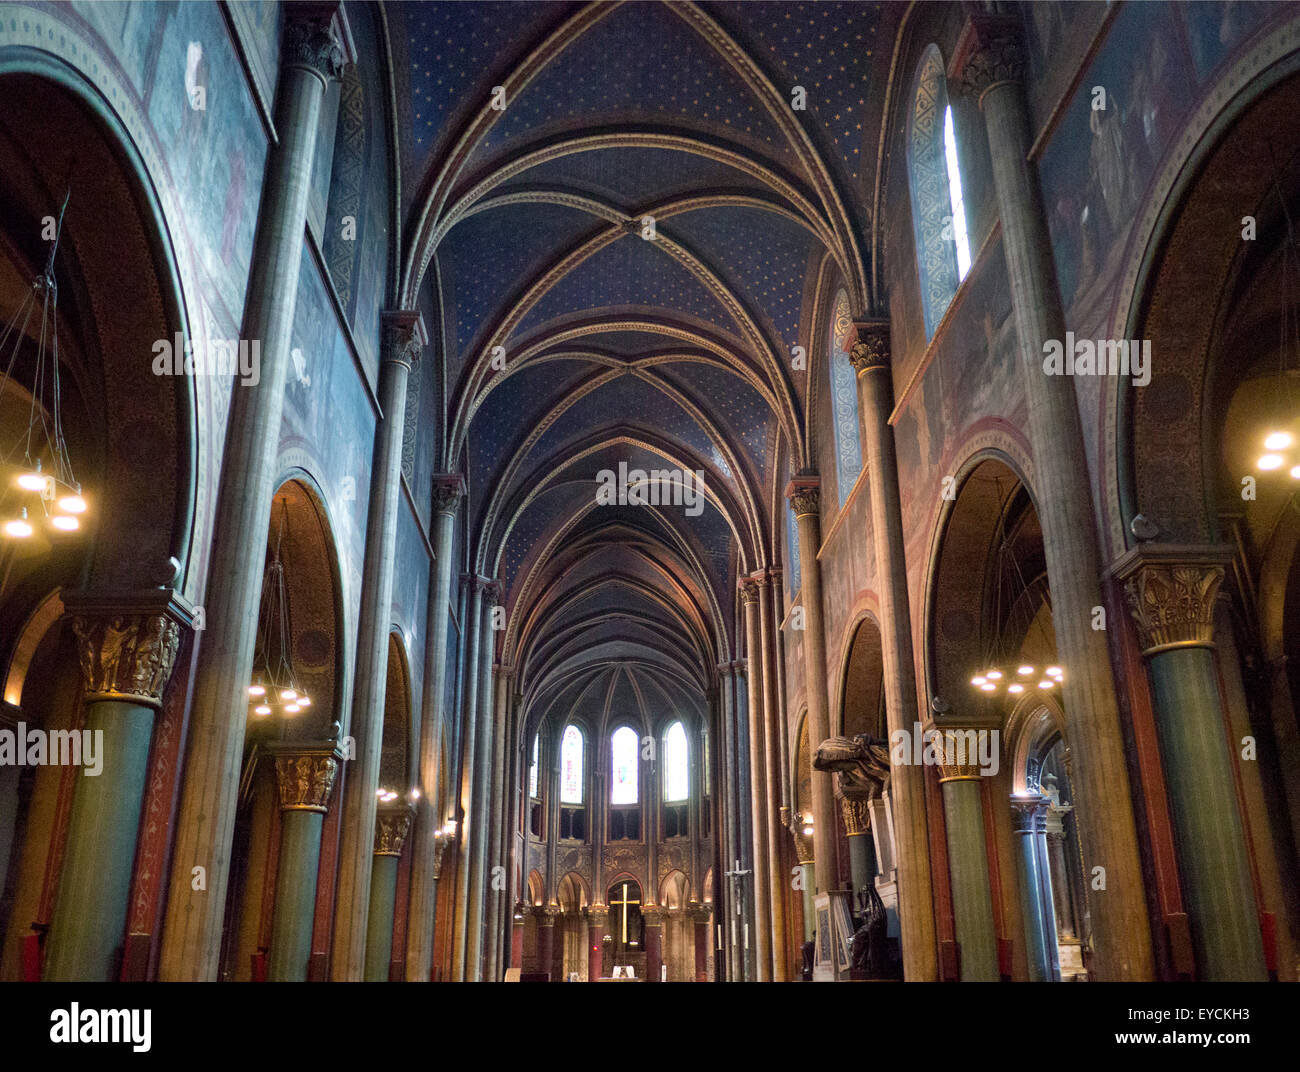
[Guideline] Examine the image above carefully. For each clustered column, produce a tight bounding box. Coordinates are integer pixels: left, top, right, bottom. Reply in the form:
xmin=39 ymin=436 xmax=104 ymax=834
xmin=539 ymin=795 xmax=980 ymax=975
xmin=738 ymin=577 xmax=773 ymax=980
xmin=756 ymin=570 xmax=790 ymax=980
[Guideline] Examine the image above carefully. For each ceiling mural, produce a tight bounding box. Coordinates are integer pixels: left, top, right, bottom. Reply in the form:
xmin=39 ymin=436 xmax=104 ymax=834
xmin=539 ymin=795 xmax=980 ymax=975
xmin=390 ymin=0 xmax=894 ymax=724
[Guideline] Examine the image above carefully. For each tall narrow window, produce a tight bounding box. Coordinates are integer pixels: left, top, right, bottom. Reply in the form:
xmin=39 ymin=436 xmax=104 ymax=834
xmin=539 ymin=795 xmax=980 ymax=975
xmin=611 ymin=727 xmax=639 ymax=805
xmin=663 ymin=722 xmax=689 ymax=802
xmin=560 ymin=725 xmax=583 ymax=804
xmin=943 ymin=105 xmax=972 ymax=279
xmin=828 ymin=288 xmax=863 ymax=506
xmin=907 ymin=44 xmax=971 ymax=339
xmin=529 ymin=733 xmax=540 ymax=799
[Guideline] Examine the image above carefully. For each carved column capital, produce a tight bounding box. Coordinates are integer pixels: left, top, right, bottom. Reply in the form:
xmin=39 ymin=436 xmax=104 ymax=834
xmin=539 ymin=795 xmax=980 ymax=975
xmin=283 ymin=3 xmax=349 ymax=83
xmin=738 ymin=577 xmax=761 ymax=606
xmin=949 ymin=12 xmax=1026 ymax=105
xmin=840 ymin=794 xmax=872 ymax=837
xmin=1111 ymin=545 xmax=1233 ymax=657
xmin=381 ymin=309 xmax=427 ymax=371
xmin=687 ymin=900 xmax=712 ymax=924
xmin=848 ymin=319 xmax=891 ymax=375
xmin=64 ymin=589 xmax=192 ymax=710
xmin=1010 ymin=795 xmax=1048 ymax=834
xmin=641 ymin=904 xmax=666 ymax=927
xmin=431 ymin=474 xmax=466 ymax=517
xmin=431 ymin=833 xmax=450 ymax=879
xmin=585 ymin=904 xmax=609 ymax=927
xmin=785 ymin=476 xmax=821 ymax=518
xmin=930 ymin=727 xmax=987 ymax=783
xmin=787 ymin=811 xmax=814 ymax=864
xmin=537 ymin=904 xmax=562 ymax=926
xmin=374 ymin=802 xmax=415 ymax=856
xmin=267 ymin=742 xmax=343 ymax=813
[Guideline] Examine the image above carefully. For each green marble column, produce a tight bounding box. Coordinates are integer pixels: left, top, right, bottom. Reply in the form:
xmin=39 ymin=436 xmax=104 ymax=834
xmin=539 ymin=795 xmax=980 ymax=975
xmin=842 ymin=795 xmax=875 ymax=903
xmin=738 ymin=577 xmax=772 ymax=981
xmin=44 ymin=597 xmax=187 ymax=981
xmin=266 ymin=744 xmax=341 ymax=982
xmin=1011 ymin=796 xmax=1052 ymax=982
xmin=364 ymin=803 xmax=413 ymax=982
xmin=1116 ymin=548 xmax=1267 ymax=980
xmin=935 ymin=729 xmax=997 ymax=981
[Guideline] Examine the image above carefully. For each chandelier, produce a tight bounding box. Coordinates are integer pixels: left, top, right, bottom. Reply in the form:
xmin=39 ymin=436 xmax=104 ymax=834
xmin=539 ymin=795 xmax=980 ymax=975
xmin=968 ymin=482 xmax=1063 ymax=699
xmin=247 ymin=498 xmax=312 ymax=717
xmin=1 ymin=191 xmax=88 ymax=540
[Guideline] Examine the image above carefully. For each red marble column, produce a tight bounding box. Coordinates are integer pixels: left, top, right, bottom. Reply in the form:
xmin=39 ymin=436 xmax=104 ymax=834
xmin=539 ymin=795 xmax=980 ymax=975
xmin=586 ymin=904 xmax=608 ymax=981
xmin=643 ymin=905 xmax=665 ymax=983
xmin=536 ymin=905 xmax=559 ymax=980
xmin=690 ymin=902 xmax=712 ymax=982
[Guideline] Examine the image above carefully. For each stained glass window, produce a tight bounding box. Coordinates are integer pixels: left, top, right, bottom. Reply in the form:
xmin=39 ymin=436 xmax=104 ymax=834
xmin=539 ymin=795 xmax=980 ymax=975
xmin=611 ymin=726 xmax=639 ymax=805
xmin=529 ymin=733 xmax=540 ymax=799
xmin=944 ymin=105 xmax=972 ymax=279
xmin=560 ymin=725 xmax=583 ymax=804
xmin=828 ymin=288 xmax=863 ymax=507
xmin=663 ymin=721 xmax=689 ymax=802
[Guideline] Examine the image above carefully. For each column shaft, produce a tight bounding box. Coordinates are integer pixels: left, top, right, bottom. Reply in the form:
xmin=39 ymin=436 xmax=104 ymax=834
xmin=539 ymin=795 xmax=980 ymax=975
xmin=739 ymin=581 xmax=773 ymax=980
xmin=451 ymin=581 xmax=481 ymax=980
xmin=757 ymin=576 xmax=790 ymax=980
xmin=465 ymin=584 xmax=497 ymax=980
xmin=940 ymin=778 xmax=997 ymax=981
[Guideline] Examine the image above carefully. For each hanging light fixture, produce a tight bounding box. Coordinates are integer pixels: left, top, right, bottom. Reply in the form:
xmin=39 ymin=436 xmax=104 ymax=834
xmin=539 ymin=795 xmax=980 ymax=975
xmin=247 ymin=498 xmax=312 ymax=717
xmin=0 ymin=189 xmax=89 ymax=540
xmin=968 ymin=483 xmax=1063 ymax=700
xmin=1255 ymin=154 xmax=1300 ymax=477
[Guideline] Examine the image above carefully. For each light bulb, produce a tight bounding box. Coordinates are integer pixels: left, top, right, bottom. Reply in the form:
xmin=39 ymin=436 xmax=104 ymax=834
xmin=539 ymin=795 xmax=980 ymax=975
xmin=296 ymin=695 xmax=311 ymax=707
xmin=970 ymin=676 xmax=986 ymax=686
xmin=16 ymin=471 xmax=46 ymax=491
xmin=1265 ymin=432 xmax=1293 ymax=451
xmin=1291 ymin=466 xmax=1300 ymax=480
xmin=986 ymin=669 xmax=1003 ymax=680
xmin=50 ymin=514 xmax=79 ymax=531
xmin=1008 ymin=684 xmax=1025 ymax=694
xmin=57 ymin=494 xmax=87 ymax=514
xmin=1259 ymin=454 xmax=1284 ymax=471
xmin=279 ymin=688 xmax=297 ymax=701
xmin=3 ymin=516 xmax=33 ymax=538
xmin=284 ymin=703 xmax=301 ymax=714
xmin=980 ymin=683 xmax=996 ymax=692
xmin=1039 ymin=680 xmax=1054 ymax=689
xmin=1017 ymin=665 xmax=1034 ymax=676
xmin=254 ymin=704 xmax=272 ymax=716
xmin=247 ymin=683 xmax=266 ymax=697
xmin=802 ymin=826 xmax=814 ymax=837
xmin=410 ymin=789 xmax=421 ymax=800
xmin=1046 ymin=666 xmax=1063 ymax=678
xmin=376 ymin=788 xmax=387 ymax=797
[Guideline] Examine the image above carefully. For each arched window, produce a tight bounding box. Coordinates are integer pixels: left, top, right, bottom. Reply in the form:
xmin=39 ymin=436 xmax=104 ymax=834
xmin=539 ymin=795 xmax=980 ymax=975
xmin=610 ymin=726 xmax=639 ymax=805
xmin=907 ymin=44 xmax=972 ymax=339
xmin=529 ymin=733 xmax=540 ymax=799
xmin=828 ymin=288 xmax=863 ymax=506
xmin=560 ymin=725 xmax=584 ymax=804
xmin=663 ymin=722 xmax=689 ymax=802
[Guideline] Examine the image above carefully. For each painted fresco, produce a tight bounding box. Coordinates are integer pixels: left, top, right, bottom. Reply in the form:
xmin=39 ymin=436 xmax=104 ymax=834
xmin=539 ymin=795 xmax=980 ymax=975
xmin=224 ymin=0 xmax=281 ymax=112
xmin=1022 ymin=1 xmax=1112 ymax=136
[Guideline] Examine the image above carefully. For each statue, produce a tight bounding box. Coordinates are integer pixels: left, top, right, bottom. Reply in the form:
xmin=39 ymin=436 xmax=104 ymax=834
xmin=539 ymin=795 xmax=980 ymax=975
xmin=849 ymin=882 xmax=890 ymax=978
xmin=813 ymin=733 xmax=891 ymax=797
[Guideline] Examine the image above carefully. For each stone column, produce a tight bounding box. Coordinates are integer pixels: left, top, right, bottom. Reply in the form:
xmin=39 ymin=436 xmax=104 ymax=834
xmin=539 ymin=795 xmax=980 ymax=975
xmin=333 ymin=311 xmax=426 ymax=980
xmin=363 ymin=802 xmax=413 ymax=982
xmin=586 ymin=904 xmax=608 ymax=981
xmin=841 ymin=793 xmax=875 ymax=903
xmin=690 ymin=902 xmax=712 ymax=981
xmin=43 ymin=596 xmax=187 ymax=981
xmin=484 ymin=663 xmax=511 ymax=980
xmin=786 ymin=479 xmax=840 ymax=890
xmin=848 ymin=320 xmax=938 ymax=981
xmin=1011 ymin=796 xmax=1052 ymax=982
xmin=536 ymin=904 xmax=559 ymax=980
xmin=643 ymin=903 xmax=665 ymax=983
xmin=738 ymin=578 xmax=773 ymax=981
xmin=451 ymin=578 xmax=482 ymax=980
xmin=732 ymin=660 xmax=757 ymax=980
xmin=756 ymin=571 xmax=790 ymax=980
xmin=714 ymin=664 xmax=737 ymax=982
xmin=465 ymin=581 xmax=499 ymax=980
xmin=949 ymin=12 xmax=1154 ymax=980
xmin=407 ymin=474 xmax=464 ymax=979
xmin=787 ymin=813 xmax=817 ymax=945
xmin=159 ymin=6 xmax=347 ymax=981
xmin=933 ymin=727 xmax=997 ymax=981
xmin=511 ymin=901 xmax=527 ymax=971
xmin=1114 ymin=547 xmax=1267 ymax=980
xmin=265 ymin=744 xmax=342 ymax=982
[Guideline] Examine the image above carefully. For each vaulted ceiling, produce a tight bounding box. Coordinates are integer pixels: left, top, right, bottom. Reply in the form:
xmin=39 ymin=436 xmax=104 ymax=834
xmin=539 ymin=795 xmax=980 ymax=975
xmin=387 ymin=0 xmax=899 ymax=727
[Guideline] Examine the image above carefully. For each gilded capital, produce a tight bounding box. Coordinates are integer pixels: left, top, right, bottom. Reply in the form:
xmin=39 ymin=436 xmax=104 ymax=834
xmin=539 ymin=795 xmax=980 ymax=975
xmin=71 ymin=609 xmax=183 ymax=709
xmin=786 ymin=477 xmax=821 ymax=519
xmin=931 ymin=728 xmax=986 ymax=783
xmin=950 ymin=13 xmax=1026 ymax=105
xmin=586 ymin=904 xmax=609 ymax=927
xmin=687 ymin=901 xmax=712 ymax=924
xmin=840 ymin=795 xmax=872 ymax=837
xmin=431 ymin=834 xmax=450 ymax=879
xmin=431 ymin=474 xmax=466 ymax=517
xmin=381 ymin=309 xmax=427 ymax=371
xmin=271 ymin=746 xmax=341 ymax=812
xmin=789 ymin=820 xmax=814 ymax=864
xmin=641 ymin=904 xmax=666 ymax=927
xmin=283 ymin=4 xmax=348 ymax=82
xmin=1120 ymin=559 xmax=1224 ymax=657
xmin=537 ymin=904 xmax=562 ymax=926
xmin=374 ymin=803 xmax=414 ymax=856
xmin=848 ymin=319 xmax=891 ymax=374
xmin=738 ymin=577 xmax=760 ymax=606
